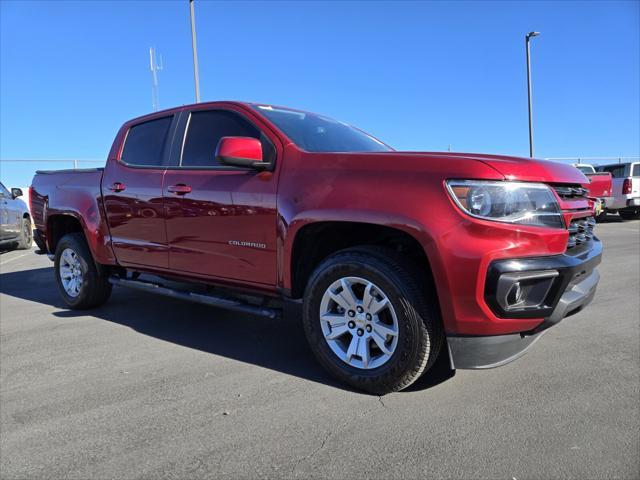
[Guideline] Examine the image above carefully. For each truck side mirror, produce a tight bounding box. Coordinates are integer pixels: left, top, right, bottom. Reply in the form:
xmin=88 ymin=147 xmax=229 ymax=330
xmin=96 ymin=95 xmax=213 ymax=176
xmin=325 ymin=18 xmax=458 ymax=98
xmin=11 ymin=188 xmax=23 ymax=199
xmin=215 ymin=137 xmax=270 ymax=170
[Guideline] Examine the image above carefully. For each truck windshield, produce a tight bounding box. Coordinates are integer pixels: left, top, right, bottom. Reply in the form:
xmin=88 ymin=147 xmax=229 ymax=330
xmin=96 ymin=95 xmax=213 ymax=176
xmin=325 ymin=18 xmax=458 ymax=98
xmin=253 ymin=105 xmax=392 ymax=153
xmin=576 ymin=165 xmax=595 ymax=174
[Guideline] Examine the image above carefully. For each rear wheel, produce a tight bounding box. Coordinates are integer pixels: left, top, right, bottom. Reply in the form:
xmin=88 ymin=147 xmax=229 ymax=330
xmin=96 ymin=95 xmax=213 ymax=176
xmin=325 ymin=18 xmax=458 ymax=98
xmin=17 ymin=216 xmax=33 ymax=249
xmin=619 ymin=210 xmax=640 ymax=220
xmin=54 ymin=233 xmax=112 ymax=309
xmin=302 ymin=247 xmax=443 ymax=394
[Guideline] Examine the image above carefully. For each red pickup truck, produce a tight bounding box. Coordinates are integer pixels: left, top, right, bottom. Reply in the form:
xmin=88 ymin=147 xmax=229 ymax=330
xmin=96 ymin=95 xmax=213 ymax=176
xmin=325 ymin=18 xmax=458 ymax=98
xmin=31 ymin=102 xmax=602 ymax=394
xmin=573 ymin=164 xmax=613 ymax=219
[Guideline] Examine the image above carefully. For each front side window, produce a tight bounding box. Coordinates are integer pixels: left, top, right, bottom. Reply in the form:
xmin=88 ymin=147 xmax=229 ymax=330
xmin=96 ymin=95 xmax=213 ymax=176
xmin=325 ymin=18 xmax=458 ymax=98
xmin=121 ymin=116 xmax=173 ymax=167
xmin=0 ymin=182 xmax=9 ymax=198
xmin=576 ymin=165 xmax=594 ymax=174
xmin=253 ymin=105 xmax=392 ymax=153
xmin=181 ymin=110 xmax=261 ymax=167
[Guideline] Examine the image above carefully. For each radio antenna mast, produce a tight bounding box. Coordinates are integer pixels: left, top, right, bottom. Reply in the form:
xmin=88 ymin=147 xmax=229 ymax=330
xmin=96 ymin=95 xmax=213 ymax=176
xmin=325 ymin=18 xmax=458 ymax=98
xmin=149 ymin=47 xmax=163 ymax=111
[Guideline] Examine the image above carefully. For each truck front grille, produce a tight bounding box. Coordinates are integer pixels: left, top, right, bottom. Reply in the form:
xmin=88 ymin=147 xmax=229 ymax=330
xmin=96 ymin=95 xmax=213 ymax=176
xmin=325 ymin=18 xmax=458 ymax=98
xmin=554 ymin=185 xmax=589 ymax=199
xmin=567 ymin=216 xmax=596 ymax=249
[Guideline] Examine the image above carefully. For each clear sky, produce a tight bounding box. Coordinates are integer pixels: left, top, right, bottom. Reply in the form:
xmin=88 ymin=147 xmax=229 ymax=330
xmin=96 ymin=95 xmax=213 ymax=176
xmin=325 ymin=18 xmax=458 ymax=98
xmin=1 ymin=0 xmax=639 ymax=187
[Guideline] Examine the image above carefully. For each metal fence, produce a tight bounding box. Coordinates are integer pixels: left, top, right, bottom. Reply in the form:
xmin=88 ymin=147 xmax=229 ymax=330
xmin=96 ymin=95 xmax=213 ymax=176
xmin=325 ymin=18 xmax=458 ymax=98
xmin=2 ymin=157 xmax=639 ymax=172
xmin=0 ymin=159 xmax=104 ymax=169
xmin=545 ymin=157 xmax=640 ymax=166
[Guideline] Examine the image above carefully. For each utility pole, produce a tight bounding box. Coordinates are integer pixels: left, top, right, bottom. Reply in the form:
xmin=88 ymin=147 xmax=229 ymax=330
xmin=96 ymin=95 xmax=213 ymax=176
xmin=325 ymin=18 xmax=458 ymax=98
xmin=149 ymin=47 xmax=163 ymax=112
xmin=525 ymin=31 xmax=540 ymax=158
xmin=189 ymin=0 xmax=201 ymax=103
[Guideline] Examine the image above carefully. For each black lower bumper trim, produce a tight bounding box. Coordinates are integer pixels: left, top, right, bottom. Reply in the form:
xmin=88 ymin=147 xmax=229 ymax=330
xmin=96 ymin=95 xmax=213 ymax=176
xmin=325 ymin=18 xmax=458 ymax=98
xmin=485 ymin=239 xmax=602 ymax=319
xmin=451 ymin=244 xmax=602 ymax=369
xmin=447 ymin=332 xmax=544 ymax=369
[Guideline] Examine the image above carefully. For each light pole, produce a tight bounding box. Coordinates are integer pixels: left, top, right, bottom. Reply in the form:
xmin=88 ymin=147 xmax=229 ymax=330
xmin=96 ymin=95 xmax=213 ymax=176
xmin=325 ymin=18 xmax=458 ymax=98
xmin=189 ymin=0 xmax=201 ymax=103
xmin=525 ymin=31 xmax=540 ymax=158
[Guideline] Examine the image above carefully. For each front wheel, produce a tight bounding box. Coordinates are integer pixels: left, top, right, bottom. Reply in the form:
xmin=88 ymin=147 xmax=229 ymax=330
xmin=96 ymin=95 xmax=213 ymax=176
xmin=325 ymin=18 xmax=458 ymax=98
xmin=54 ymin=233 xmax=112 ymax=309
xmin=302 ymin=247 xmax=443 ymax=394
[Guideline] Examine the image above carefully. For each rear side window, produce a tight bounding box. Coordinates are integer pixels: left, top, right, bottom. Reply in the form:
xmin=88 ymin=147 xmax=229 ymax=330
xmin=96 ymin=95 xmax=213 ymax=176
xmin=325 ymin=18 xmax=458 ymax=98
xmin=632 ymin=164 xmax=640 ymax=177
xmin=600 ymin=165 xmax=626 ymax=178
xmin=121 ymin=116 xmax=173 ymax=167
xmin=181 ymin=110 xmax=260 ymax=167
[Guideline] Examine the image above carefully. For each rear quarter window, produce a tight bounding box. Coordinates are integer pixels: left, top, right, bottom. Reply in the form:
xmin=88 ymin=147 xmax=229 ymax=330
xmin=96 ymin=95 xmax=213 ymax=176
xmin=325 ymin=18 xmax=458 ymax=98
xmin=600 ymin=165 xmax=627 ymax=178
xmin=632 ymin=164 xmax=640 ymax=177
xmin=121 ymin=116 xmax=173 ymax=167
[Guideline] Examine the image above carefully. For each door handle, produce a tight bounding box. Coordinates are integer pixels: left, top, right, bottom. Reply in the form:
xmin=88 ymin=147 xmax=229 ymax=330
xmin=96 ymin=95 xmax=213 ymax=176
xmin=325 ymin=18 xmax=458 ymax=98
xmin=167 ymin=184 xmax=192 ymax=195
xmin=108 ymin=182 xmax=126 ymax=192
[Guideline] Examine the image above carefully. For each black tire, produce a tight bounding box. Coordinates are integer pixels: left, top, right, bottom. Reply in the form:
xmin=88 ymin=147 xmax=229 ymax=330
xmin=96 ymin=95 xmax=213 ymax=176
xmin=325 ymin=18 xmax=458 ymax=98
xmin=17 ymin=216 xmax=33 ymax=250
xmin=619 ymin=210 xmax=640 ymax=220
xmin=302 ymin=246 xmax=443 ymax=395
xmin=54 ymin=233 xmax=112 ymax=309
xmin=595 ymin=211 xmax=607 ymax=223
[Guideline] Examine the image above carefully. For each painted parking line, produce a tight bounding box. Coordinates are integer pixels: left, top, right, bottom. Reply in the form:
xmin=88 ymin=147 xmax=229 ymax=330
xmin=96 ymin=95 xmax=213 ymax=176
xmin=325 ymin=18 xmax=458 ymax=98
xmin=0 ymin=248 xmax=36 ymax=267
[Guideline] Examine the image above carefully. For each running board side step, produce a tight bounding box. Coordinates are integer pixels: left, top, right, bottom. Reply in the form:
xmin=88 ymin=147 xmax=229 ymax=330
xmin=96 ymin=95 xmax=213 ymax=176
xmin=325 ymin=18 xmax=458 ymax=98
xmin=108 ymin=276 xmax=280 ymax=319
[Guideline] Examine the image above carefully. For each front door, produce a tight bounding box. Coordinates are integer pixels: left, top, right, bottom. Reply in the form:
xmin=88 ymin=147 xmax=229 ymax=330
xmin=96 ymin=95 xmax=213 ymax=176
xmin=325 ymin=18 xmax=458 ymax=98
xmin=0 ymin=182 xmax=21 ymax=241
xmin=163 ymin=108 xmax=279 ymax=286
xmin=102 ymin=114 xmax=177 ymax=269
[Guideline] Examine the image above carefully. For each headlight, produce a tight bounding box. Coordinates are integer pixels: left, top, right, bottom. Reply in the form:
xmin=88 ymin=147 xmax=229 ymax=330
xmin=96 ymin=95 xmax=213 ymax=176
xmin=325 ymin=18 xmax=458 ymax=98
xmin=445 ymin=180 xmax=564 ymax=228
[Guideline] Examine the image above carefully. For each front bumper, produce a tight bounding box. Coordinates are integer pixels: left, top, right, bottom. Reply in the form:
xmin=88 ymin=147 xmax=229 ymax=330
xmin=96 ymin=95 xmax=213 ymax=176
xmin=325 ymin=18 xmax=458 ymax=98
xmin=448 ymin=239 xmax=602 ymax=369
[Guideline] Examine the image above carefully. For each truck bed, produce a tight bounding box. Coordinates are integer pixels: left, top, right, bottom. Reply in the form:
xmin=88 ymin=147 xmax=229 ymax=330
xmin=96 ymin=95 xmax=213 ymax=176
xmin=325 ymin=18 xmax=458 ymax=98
xmin=30 ymin=167 xmax=112 ymax=262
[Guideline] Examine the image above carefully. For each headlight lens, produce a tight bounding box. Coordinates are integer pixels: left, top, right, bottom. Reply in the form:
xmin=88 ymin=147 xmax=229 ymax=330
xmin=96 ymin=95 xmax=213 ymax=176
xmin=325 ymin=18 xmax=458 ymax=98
xmin=446 ymin=180 xmax=564 ymax=228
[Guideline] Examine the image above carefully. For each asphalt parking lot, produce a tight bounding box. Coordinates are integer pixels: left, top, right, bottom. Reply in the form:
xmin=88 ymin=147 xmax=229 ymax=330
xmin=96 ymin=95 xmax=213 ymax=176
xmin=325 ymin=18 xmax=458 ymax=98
xmin=1 ymin=218 xmax=638 ymax=480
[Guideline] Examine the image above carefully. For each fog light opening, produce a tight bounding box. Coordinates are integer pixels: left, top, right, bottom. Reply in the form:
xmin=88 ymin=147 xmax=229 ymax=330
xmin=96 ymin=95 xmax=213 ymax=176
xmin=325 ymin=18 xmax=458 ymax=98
xmin=495 ymin=270 xmax=560 ymax=313
xmin=506 ymin=282 xmax=525 ymax=307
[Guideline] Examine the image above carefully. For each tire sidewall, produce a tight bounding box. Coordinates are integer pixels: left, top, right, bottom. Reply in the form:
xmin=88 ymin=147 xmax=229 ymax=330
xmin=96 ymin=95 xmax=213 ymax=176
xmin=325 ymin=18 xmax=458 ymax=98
xmin=54 ymin=236 xmax=95 ymax=308
xmin=303 ymin=254 xmax=430 ymax=391
xmin=17 ymin=217 xmax=32 ymax=249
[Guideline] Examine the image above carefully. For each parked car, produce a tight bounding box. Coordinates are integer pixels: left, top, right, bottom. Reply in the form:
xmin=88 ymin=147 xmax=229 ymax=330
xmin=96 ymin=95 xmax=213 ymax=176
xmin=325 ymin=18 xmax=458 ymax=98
xmin=571 ymin=164 xmax=613 ymax=220
xmin=574 ymin=163 xmax=597 ymax=175
xmin=0 ymin=181 xmax=32 ymax=250
xmin=596 ymin=162 xmax=640 ymax=220
xmin=30 ymin=102 xmax=602 ymax=394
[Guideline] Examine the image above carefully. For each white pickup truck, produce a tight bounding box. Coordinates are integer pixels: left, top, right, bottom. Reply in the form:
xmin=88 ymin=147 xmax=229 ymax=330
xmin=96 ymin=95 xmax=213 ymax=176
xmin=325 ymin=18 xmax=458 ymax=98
xmin=596 ymin=162 xmax=640 ymax=220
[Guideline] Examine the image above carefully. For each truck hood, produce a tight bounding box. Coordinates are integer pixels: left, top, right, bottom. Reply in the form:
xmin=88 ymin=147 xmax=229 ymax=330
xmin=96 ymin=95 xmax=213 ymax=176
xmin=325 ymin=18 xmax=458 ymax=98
xmin=413 ymin=152 xmax=589 ymax=185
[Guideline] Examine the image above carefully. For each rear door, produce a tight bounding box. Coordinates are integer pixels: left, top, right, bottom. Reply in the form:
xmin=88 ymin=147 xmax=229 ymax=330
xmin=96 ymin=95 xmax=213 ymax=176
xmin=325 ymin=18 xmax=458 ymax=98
xmin=163 ymin=107 xmax=280 ymax=285
xmin=102 ymin=114 xmax=180 ymax=269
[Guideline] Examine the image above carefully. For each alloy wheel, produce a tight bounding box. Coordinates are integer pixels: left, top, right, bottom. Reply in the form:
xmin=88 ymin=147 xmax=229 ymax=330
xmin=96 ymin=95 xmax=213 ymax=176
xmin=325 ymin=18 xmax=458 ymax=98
xmin=319 ymin=276 xmax=399 ymax=370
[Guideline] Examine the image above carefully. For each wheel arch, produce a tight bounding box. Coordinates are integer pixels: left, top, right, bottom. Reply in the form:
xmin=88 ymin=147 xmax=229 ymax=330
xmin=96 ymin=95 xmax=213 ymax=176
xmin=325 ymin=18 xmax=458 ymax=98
xmin=46 ymin=213 xmax=86 ymax=255
xmin=287 ymin=217 xmax=437 ymax=299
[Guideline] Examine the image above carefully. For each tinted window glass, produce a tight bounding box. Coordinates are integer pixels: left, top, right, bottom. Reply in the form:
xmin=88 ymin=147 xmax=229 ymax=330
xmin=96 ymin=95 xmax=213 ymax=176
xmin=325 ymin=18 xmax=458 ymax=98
xmin=0 ymin=182 xmax=9 ymax=197
xmin=253 ymin=105 xmax=392 ymax=153
xmin=600 ymin=165 xmax=626 ymax=178
xmin=632 ymin=164 xmax=640 ymax=177
xmin=576 ymin=165 xmax=594 ymax=174
xmin=121 ymin=116 xmax=173 ymax=167
xmin=181 ymin=111 xmax=260 ymax=167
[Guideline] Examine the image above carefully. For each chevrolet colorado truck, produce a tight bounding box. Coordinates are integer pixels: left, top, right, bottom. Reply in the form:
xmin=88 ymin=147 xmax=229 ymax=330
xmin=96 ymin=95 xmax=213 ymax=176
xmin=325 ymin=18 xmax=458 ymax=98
xmin=30 ymin=102 xmax=602 ymax=394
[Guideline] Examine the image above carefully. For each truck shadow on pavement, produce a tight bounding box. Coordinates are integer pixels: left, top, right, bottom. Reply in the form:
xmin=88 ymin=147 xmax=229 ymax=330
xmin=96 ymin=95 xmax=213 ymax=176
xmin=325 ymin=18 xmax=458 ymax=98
xmin=0 ymin=266 xmax=455 ymax=394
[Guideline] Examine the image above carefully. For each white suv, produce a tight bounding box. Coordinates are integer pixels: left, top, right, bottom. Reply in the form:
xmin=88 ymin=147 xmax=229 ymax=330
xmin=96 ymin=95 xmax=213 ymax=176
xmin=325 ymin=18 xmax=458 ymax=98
xmin=0 ymin=182 xmax=32 ymax=250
